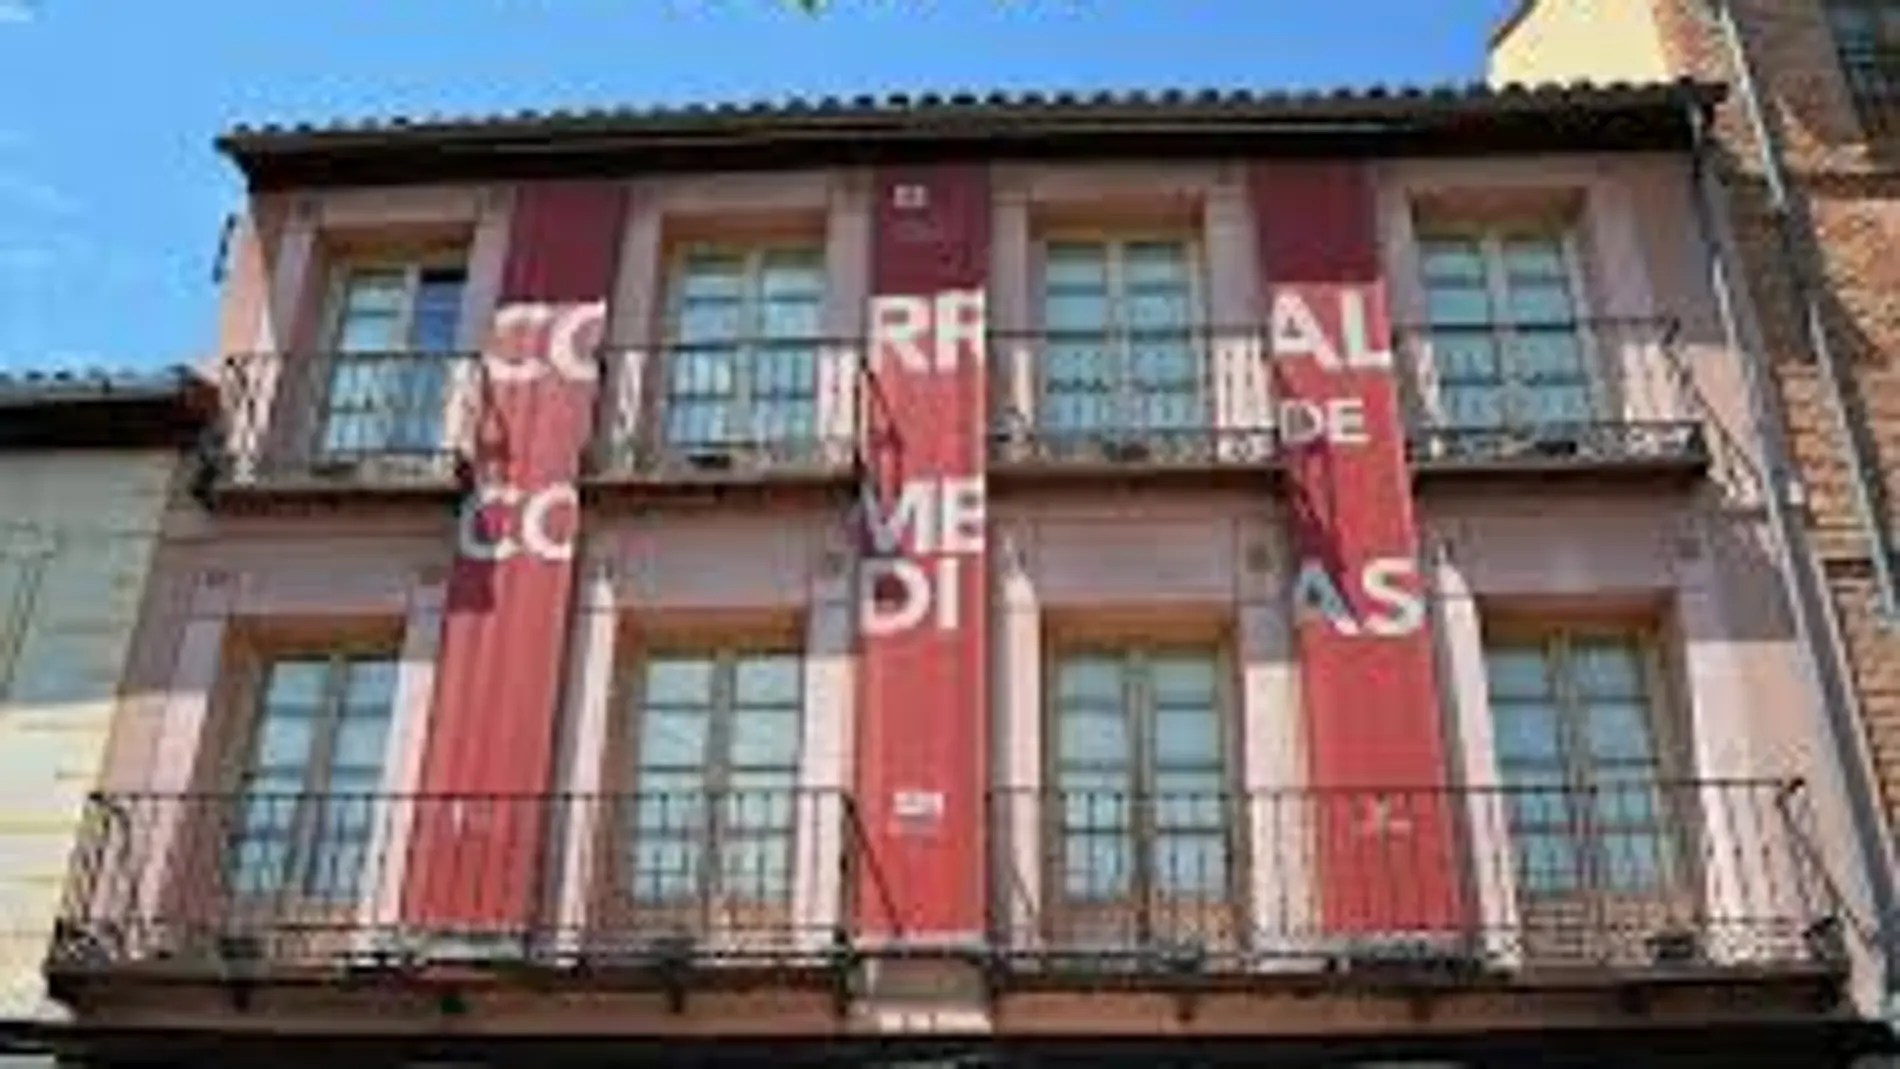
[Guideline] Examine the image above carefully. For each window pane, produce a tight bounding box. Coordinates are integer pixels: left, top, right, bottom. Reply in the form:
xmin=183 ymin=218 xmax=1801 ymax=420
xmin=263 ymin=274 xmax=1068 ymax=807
xmin=1420 ymin=239 xmax=1486 ymax=283
xmin=1045 ymin=291 xmax=1110 ymax=333
xmin=411 ymin=269 xmax=467 ymax=351
xmin=1585 ymin=701 xmax=1655 ymax=762
xmin=1485 ymin=647 xmax=1552 ymax=700
xmin=722 ymin=836 xmax=792 ymax=900
xmin=1150 ymin=656 xmax=1216 ymax=702
xmin=1060 ymin=772 xmax=1131 ymax=831
xmin=1056 ymin=656 xmax=1124 ymax=704
xmin=1501 ymin=237 xmax=1567 ymax=281
xmin=677 ymin=300 xmax=745 ymax=344
xmin=1504 ymin=280 xmax=1576 ymax=325
xmin=638 ymin=709 xmax=709 ymax=768
xmin=729 ymin=707 xmax=801 ymax=768
xmin=1123 ymin=242 xmax=1189 ymax=287
xmin=344 ymin=660 xmax=398 ymax=711
xmin=735 ymin=655 xmax=800 ymax=704
xmin=628 ymin=838 xmax=699 ymax=901
xmin=646 ymin=658 xmax=716 ymax=705
xmin=1510 ymin=330 xmax=1587 ymax=383
xmin=758 ymin=250 xmax=823 ymax=297
xmin=1154 ymin=706 xmax=1219 ymax=764
xmin=265 ymin=661 xmax=330 ymax=710
xmin=1431 ymin=331 xmax=1501 ymax=383
xmin=1493 ymin=700 xmax=1562 ymax=762
xmin=252 ymin=709 xmax=316 ymax=772
xmin=1426 ymin=286 xmax=1493 ymax=327
xmin=1044 ymin=243 xmax=1108 ymax=289
xmin=341 ymin=271 xmax=406 ymax=316
xmin=679 ymin=254 xmax=745 ymax=301
xmin=1063 ymin=832 xmax=1131 ymax=898
xmin=1059 ymin=708 xmax=1129 ymax=766
xmin=1516 ymin=832 xmax=1581 ymax=893
xmin=1601 ymin=831 xmax=1669 ymax=891
xmin=1154 ymin=833 xmax=1226 ymax=896
xmin=330 ymin=715 xmax=390 ymax=775
xmin=1570 ymin=641 xmax=1644 ymax=699
xmin=1152 ymin=779 xmax=1225 ymax=829
xmin=338 ymin=311 xmax=403 ymax=353
xmin=632 ymin=787 xmax=706 ymax=833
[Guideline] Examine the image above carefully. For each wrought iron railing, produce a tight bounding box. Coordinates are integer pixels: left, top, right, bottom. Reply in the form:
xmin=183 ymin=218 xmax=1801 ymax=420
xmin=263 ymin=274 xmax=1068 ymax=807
xmin=988 ymin=327 xmax=1277 ymax=470
xmin=209 ymin=350 xmax=486 ymax=491
xmin=988 ymin=780 xmax=1845 ymax=977
xmin=1394 ymin=318 xmax=1710 ymax=472
xmin=1837 ymin=44 xmax=1900 ymax=137
xmin=589 ymin=341 xmax=860 ymax=482
xmin=50 ymin=788 xmax=887 ymax=975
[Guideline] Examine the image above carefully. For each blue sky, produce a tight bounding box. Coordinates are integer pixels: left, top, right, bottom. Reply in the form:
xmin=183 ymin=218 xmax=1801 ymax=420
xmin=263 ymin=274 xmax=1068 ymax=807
xmin=0 ymin=0 xmax=1516 ymax=371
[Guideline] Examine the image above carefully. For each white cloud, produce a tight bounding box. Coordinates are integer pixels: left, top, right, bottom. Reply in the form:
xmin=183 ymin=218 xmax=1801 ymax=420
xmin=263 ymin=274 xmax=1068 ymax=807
xmin=0 ymin=1 xmax=33 ymax=25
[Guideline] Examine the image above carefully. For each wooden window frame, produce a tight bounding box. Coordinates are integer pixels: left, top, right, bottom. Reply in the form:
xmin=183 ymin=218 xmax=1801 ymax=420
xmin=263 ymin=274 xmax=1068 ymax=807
xmin=225 ymin=644 xmax=402 ymax=904
xmin=615 ymin=642 xmax=808 ymax=912
xmin=1030 ymin=232 xmax=1211 ymax=437
xmin=1482 ymin=620 xmax=1690 ymax=900
xmin=657 ymin=243 xmax=828 ymax=452
xmin=1415 ymin=224 xmax=1603 ymax=431
xmin=1039 ymin=640 xmax=1244 ymax=943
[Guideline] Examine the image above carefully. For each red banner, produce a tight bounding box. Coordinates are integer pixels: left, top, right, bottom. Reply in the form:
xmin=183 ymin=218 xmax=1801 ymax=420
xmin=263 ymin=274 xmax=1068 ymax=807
xmin=1250 ymin=164 xmax=1461 ymax=935
xmin=855 ymin=165 xmax=991 ymax=938
xmin=404 ymin=182 xmax=626 ymax=931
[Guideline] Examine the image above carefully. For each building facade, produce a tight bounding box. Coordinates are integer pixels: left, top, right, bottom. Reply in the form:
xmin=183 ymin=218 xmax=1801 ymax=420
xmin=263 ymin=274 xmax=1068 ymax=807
xmin=10 ymin=84 xmax=1898 ymax=1066
xmin=1494 ymin=0 xmax=1900 ymax=1024
xmin=0 ymin=372 xmax=211 ymax=1065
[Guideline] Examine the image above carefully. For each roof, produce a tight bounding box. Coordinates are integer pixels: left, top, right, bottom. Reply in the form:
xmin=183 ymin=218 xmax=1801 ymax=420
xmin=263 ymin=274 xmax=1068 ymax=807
xmin=0 ymin=367 xmax=216 ymax=452
xmin=217 ymin=78 xmax=1726 ymax=190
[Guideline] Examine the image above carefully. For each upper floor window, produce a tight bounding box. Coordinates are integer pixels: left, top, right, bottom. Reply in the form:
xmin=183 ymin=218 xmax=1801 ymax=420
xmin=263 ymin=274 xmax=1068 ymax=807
xmin=1827 ymin=0 xmax=1900 ymax=101
xmin=661 ymin=247 xmax=825 ymax=456
xmin=1418 ymin=229 xmax=1594 ymax=432
xmin=1485 ymin=627 xmax=1675 ymax=899
xmin=319 ymin=262 xmax=468 ymax=458
xmin=1038 ymin=239 xmax=1204 ymax=437
xmin=621 ymin=649 xmax=804 ymax=916
xmin=228 ymin=653 xmax=398 ymax=902
xmin=1047 ymin=645 xmax=1232 ymax=945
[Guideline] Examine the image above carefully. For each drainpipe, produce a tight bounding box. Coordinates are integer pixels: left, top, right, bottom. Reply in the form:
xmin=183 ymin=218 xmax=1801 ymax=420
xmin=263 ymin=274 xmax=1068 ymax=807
xmin=1682 ymin=77 xmax=1900 ymax=1010
xmin=1700 ymin=0 xmax=1900 ymax=622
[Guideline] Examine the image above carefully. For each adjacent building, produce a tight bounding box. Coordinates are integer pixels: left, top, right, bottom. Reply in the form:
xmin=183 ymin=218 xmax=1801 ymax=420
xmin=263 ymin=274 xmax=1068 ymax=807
xmin=0 ymin=370 xmax=212 ymax=1063
xmin=8 ymin=81 xmax=1898 ymax=1066
xmin=1494 ymin=0 xmax=1900 ymax=1027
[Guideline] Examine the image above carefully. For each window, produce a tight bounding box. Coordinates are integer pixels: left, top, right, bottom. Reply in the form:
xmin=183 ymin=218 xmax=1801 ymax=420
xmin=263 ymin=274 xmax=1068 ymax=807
xmin=320 ymin=263 xmax=467 ymax=457
xmin=228 ymin=654 xmax=398 ymax=900
xmin=663 ymin=248 xmax=824 ymax=453
xmin=1484 ymin=629 xmax=1673 ymax=895
xmin=1049 ymin=647 xmax=1230 ymax=914
xmin=1038 ymin=239 xmax=1204 ymax=437
xmin=623 ymin=650 xmax=804 ymax=909
xmin=1828 ymin=0 xmax=1900 ymax=100
xmin=1418 ymin=230 xmax=1594 ymax=432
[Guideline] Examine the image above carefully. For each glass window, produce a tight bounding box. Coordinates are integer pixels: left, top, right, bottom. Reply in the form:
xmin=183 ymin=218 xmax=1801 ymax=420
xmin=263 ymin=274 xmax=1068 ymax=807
xmin=1485 ymin=630 xmax=1673 ymax=896
xmin=665 ymin=247 xmax=824 ymax=451
xmin=321 ymin=263 xmax=467 ymax=457
xmin=1049 ymin=646 xmax=1229 ymax=908
xmin=1828 ymin=1 xmax=1900 ymax=97
xmin=228 ymin=653 xmax=398 ymax=901
xmin=625 ymin=649 xmax=805 ymax=907
xmin=1037 ymin=239 xmax=1203 ymax=436
xmin=1417 ymin=228 xmax=1594 ymax=431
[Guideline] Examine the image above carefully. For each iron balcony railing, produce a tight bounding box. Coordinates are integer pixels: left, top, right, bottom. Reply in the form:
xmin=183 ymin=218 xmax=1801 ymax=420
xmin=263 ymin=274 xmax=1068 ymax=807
xmin=209 ymin=350 xmax=487 ymax=492
xmin=989 ymin=780 xmax=1845 ymax=977
xmin=988 ymin=327 xmax=1277 ymax=471
xmin=1394 ymin=318 xmax=1710 ymax=473
xmin=50 ymin=788 xmax=891 ymax=976
xmin=1837 ymin=44 xmax=1900 ymax=137
xmin=589 ymin=341 xmax=861 ymax=482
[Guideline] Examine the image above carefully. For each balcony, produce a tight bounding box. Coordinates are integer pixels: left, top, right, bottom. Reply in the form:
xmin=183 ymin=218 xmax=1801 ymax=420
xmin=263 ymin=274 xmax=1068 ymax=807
xmin=49 ymin=788 xmax=885 ymax=999
xmin=587 ymin=341 xmax=859 ymax=493
xmin=988 ymin=328 xmax=1276 ymax=481
xmin=988 ymin=780 xmax=1846 ymax=988
xmin=1395 ymin=318 xmax=1710 ymax=480
xmin=1837 ymin=44 xmax=1900 ymax=139
xmin=205 ymin=350 xmax=485 ymax=501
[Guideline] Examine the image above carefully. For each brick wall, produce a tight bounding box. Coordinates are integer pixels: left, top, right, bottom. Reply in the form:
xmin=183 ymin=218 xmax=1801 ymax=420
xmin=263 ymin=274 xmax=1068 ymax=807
xmin=1651 ymin=0 xmax=1900 ymax=822
xmin=0 ymin=452 xmax=176 ymax=1025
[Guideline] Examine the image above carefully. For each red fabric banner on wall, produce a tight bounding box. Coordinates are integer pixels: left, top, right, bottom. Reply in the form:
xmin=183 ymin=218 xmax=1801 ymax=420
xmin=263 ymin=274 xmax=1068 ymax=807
xmin=1249 ymin=163 xmax=1463 ymax=936
xmin=855 ymin=164 xmax=991 ymax=938
xmin=404 ymin=182 xmax=626 ymax=932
